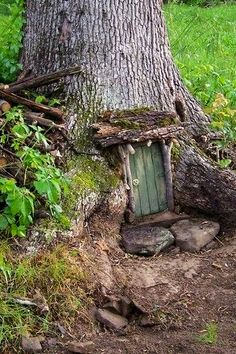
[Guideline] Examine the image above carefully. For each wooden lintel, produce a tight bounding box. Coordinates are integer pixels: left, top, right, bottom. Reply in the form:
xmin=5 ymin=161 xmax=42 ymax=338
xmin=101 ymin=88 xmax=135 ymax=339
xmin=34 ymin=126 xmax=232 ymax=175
xmin=94 ymin=125 xmax=184 ymax=148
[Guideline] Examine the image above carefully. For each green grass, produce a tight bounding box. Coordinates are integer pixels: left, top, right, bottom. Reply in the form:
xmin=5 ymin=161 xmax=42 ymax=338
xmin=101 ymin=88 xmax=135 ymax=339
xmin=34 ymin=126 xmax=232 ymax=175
xmin=164 ymin=3 xmax=236 ymax=107
xmin=0 ymin=241 xmax=91 ymax=349
xmin=197 ymin=322 xmax=218 ymax=345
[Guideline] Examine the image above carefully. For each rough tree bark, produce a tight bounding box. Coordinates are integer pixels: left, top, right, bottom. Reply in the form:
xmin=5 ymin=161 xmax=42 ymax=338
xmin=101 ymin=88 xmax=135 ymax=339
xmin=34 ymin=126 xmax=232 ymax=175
xmin=22 ymin=0 xmax=208 ymax=132
xmin=21 ymin=0 xmax=236 ymax=225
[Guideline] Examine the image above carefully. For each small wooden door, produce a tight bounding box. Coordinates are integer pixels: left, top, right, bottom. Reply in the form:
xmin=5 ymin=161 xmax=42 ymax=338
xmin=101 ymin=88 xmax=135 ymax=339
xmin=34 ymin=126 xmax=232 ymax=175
xmin=129 ymin=143 xmax=168 ymax=217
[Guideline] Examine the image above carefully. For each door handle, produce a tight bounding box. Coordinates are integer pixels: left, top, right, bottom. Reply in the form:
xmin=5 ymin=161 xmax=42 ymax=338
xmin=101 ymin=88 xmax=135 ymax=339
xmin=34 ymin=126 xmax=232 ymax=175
xmin=133 ymin=179 xmax=139 ymax=186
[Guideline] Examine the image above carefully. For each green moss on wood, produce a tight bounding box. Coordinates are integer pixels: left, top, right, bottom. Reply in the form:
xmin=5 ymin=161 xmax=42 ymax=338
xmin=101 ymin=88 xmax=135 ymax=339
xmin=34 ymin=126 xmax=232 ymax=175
xmin=158 ymin=116 xmax=178 ymax=127
xmin=111 ymin=119 xmax=144 ymax=130
xmin=171 ymin=142 xmax=182 ymax=163
xmin=63 ymin=155 xmax=119 ymax=217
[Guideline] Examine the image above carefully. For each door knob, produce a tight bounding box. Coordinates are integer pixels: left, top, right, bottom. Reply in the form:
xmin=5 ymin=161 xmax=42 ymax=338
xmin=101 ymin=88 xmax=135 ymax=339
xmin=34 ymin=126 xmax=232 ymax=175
xmin=133 ymin=179 xmax=139 ymax=186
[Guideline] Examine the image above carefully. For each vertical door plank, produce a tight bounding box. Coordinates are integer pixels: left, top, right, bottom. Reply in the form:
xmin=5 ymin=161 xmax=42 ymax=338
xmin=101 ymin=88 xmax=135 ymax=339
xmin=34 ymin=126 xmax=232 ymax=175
xmin=142 ymin=144 xmax=160 ymax=214
xmin=129 ymin=153 xmax=142 ymax=217
xmin=134 ymin=146 xmax=150 ymax=216
xmin=151 ymin=144 xmax=168 ymax=211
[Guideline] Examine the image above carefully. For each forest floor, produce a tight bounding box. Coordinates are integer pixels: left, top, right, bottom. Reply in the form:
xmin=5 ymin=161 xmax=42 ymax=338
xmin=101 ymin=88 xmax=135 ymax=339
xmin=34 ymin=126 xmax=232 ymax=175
xmin=40 ymin=210 xmax=236 ymax=354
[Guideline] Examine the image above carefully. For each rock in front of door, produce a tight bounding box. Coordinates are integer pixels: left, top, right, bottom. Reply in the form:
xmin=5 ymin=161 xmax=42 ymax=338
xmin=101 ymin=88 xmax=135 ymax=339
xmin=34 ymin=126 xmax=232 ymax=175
xmin=121 ymin=225 xmax=174 ymax=256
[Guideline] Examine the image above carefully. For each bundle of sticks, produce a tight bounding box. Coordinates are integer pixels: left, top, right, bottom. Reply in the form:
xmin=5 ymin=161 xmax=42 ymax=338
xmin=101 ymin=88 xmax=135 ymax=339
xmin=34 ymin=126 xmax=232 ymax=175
xmin=0 ymin=65 xmax=82 ymax=128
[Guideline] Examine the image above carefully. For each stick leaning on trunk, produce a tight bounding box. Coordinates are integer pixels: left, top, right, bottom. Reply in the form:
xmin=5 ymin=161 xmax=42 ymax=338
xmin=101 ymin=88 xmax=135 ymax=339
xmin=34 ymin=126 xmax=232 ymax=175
xmin=9 ymin=66 xmax=83 ymax=93
xmin=0 ymin=89 xmax=64 ymax=122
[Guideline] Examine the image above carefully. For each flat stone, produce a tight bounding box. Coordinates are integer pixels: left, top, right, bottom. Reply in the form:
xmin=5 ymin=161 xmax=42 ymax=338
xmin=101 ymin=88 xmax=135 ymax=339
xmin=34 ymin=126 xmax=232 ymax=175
xmin=95 ymin=308 xmax=128 ymax=331
xmin=67 ymin=341 xmax=94 ymax=353
xmin=171 ymin=218 xmax=220 ymax=252
xmin=103 ymin=300 xmax=121 ymax=315
xmin=21 ymin=336 xmax=42 ymax=353
xmin=121 ymin=225 xmax=174 ymax=256
xmin=203 ymin=240 xmax=218 ymax=251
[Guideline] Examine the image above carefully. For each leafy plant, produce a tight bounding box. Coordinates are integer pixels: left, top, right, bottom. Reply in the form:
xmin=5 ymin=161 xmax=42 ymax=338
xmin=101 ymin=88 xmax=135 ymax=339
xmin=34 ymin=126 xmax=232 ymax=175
xmin=197 ymin=322 xmax=218 ymax=345
xmin=207 ymin=93 xmax=236 ymax=167
xmin=0 ymin=107 xmax=68 ymax=237
xmin=0 ymin=0 xmax=24 ymax=82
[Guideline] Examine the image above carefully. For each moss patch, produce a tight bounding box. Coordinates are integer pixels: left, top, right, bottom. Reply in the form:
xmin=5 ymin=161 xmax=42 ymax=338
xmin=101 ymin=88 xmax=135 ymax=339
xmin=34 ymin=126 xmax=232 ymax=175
xmin=158 ymin=116 xmax=178 ymax=127
xmin=172 ymin=142 xmax=182 ymax=163
xmin=63 ymin=156 xmax=119 ymax=219
xmin=111 ymin=119 xmax=144 ymax=130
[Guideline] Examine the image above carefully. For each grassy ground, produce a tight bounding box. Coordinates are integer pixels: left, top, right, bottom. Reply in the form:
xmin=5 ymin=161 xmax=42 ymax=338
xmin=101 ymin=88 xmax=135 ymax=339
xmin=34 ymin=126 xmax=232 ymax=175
xmin=164 ymin=3 xmax=236 ymax=107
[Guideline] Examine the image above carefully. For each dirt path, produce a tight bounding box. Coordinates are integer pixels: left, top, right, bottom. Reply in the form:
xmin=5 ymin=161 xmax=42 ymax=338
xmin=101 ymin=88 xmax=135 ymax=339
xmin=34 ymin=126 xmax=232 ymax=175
xmin=39 ymin=212 xmax=236 ymax=354
xmin=86 ymin=213 xmax=236 ymax=354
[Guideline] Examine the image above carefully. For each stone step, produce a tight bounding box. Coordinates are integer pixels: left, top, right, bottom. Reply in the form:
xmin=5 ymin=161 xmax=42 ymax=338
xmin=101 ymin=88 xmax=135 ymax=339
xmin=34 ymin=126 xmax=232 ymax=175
xmin=121 ymin=224 xmax=174 ymax=256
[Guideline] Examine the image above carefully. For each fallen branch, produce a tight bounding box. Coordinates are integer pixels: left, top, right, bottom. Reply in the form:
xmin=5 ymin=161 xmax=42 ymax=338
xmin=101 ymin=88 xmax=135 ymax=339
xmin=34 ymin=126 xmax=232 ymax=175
xmin=0 ymin=99 xmax=11 ymax=114
xmin=9 ymin=65 xmax=82 ymax=93
xmin=24 ymin=111 xmax=66 ymax=129
xmin=93 ymin=124 xmax=184 ymax=147
xmin=0 ymin=89 xmax=64 ymax=122
xmin=0 ymin=145 xmax=20 ymax=159
xmin=12 ymin=292 xmax=49 ymax=313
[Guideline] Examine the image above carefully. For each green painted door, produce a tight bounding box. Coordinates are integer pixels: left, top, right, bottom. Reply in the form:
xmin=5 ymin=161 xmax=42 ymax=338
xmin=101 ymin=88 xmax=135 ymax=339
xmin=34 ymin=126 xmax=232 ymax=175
xmin=129 ymin=143 xmax=168 ymax=217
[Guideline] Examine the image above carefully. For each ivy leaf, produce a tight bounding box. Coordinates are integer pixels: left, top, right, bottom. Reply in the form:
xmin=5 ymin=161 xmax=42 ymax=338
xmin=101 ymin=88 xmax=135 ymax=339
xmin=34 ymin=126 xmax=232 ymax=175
xmin=0 ymin=215 xmax=9 ymax=231
xmin=219 ymin=159 xmax=232 ymax=169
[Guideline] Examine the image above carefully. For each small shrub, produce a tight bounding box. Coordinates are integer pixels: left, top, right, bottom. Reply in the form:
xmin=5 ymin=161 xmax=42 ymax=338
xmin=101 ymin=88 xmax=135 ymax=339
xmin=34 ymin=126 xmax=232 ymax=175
xmin=208 ymin=93 xmax=236 ymax=167
xmin=0 ymin=107 xmax=69 ymax=237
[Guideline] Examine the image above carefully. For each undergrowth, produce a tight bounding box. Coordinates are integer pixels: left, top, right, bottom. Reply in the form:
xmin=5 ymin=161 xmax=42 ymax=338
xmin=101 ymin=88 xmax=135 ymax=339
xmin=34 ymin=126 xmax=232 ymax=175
xmin=0 ymin=0 xmax=24 ymax=82
xmin=208 ymin=93 xmax=236 ymax=168
xmin=0 ymin=241 xmax=92 ymax=350
xmin=0 ymin=106 xmax=68 ymax=237
xmin=165 ymin=3 xmax=236 ymax=168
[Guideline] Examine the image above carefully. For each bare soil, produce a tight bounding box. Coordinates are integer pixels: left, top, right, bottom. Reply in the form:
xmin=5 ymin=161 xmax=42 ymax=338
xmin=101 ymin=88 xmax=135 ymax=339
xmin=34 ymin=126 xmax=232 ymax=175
xmin=85 ymin=213 xmax=236 ymax=354
xmin=17 ymin=212 xmax=236 ymax=354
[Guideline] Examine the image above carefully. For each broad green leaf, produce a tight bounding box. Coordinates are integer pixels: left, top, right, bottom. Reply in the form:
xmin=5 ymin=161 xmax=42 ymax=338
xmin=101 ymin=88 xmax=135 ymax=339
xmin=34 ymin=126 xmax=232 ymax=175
xmin=0 ymin=215 xmax=8 ymax=231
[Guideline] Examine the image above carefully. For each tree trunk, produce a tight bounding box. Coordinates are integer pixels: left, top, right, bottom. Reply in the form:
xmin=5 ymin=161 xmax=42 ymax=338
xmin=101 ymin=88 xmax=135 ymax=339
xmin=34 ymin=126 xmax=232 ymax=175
xmin=22 ymin=0 xmax=208 ymax=134
xmin=175 ymin=142 xmax=236 ymax=224
xmin=21 ymin=0 xmax=236 ymax=226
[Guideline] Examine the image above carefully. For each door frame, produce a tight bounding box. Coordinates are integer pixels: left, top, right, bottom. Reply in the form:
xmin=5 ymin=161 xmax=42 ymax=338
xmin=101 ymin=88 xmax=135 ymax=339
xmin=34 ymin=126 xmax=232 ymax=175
xmin=119 ymin=140 xmax=174 ymax=221
xmin=129 ymin=142 xmax=168 ymax=217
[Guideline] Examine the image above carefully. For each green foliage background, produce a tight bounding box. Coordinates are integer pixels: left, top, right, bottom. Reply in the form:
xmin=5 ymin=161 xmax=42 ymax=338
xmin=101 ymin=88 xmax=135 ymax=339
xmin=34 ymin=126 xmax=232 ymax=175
xmin=0 ymin=0 xmax=24 ymax=82
xmin=165 ymin=3 xmax=236 ymax=108
xmin=167 ymin=0 xmax=234 ymax=6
